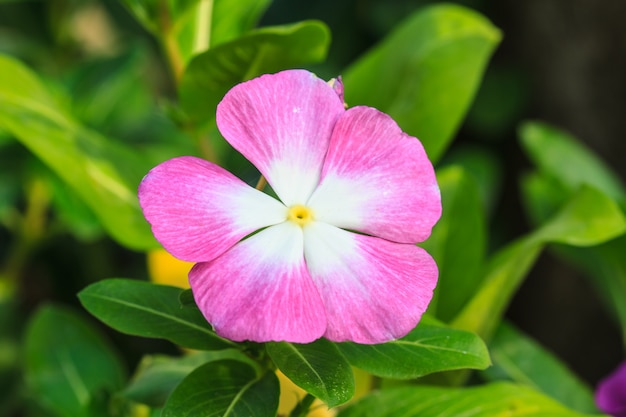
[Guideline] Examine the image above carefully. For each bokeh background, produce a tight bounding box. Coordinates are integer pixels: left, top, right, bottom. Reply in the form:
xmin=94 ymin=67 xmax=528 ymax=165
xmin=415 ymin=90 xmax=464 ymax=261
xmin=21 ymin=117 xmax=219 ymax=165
xmin=1 ymin=0 xmax=625 ymax=390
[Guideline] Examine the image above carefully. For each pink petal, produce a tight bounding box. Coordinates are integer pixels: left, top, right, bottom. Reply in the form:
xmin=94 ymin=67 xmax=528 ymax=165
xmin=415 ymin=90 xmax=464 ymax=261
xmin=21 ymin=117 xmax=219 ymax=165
xmin=303 ymin=222 xmax=438 ymax=343
xmin=189 ymin=222 xmax=326 ymax=343
xmin=139 ymin=156 xmax=286 ymax=262
xmin=216 ymin=70 xmax=345 ymax=206
xmin=307 ymin=106 xmax=441 ymax=243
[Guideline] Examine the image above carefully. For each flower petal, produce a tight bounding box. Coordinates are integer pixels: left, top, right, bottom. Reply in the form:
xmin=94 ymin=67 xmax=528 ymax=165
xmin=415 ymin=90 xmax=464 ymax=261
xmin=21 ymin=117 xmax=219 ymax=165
xmin=596 ymin=360 xmax=626 ymax=417
xmin=307 ymin=106 xmax=441 ymax=243
xmin=303 ymin=222 xmax=437 ymax=343
xmin=139 ymin=156 xmax=286 ymax=262
xmin=216 ymin=70 xmax=345 ymax=206
xmin=189 ymin=222 xmax=326 ymax=343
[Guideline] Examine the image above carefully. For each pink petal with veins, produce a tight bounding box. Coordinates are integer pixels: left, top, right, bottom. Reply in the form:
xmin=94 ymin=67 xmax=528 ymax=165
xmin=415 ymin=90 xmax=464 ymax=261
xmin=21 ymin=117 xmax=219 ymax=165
xmin=139 ymin=156 xmax=286 ymax=263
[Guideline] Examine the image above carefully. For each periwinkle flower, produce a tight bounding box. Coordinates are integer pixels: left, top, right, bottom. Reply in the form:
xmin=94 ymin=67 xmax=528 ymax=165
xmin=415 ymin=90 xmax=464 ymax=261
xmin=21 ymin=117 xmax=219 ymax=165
xmin=139 ymin=69 xmax=441 ymax=344
xmin=596 ymin=360 xmax=626 ymax=417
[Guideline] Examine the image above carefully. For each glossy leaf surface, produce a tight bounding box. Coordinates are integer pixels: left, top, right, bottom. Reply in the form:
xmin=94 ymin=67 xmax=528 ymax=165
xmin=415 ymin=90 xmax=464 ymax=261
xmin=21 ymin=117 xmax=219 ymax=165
xmin=338 ymin=382 xmax=602 ymax=417
xmin=337 ymin=317 xmax=490 ymax=379
xmin=78 ymin=278 xmax=235 ymax=350
xmin=266 ymin=338 xmax=354 ymax=407
xmin=179 ymin=20 xmax=330 ymax=126
xmin=161 ymin=360 xmax=279 ymax=417
xmin=343 ymin=4 xmax=501 ymax=162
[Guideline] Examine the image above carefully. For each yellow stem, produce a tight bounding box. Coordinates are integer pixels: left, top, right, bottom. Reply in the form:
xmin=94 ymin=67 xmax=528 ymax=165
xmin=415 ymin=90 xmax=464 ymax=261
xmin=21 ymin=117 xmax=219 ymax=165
xmin=0 ymin=179 xmax=49 ymax=299
xmin=255 ymin=175 xmax=267 ymax=191
xmin=158 ymin=0 xmax=184 ymax=84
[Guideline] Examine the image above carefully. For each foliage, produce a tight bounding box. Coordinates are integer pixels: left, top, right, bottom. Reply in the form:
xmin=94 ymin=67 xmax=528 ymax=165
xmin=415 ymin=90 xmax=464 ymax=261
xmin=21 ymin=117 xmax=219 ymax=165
xmin=0 ymin=0 xmax=622 ymax=416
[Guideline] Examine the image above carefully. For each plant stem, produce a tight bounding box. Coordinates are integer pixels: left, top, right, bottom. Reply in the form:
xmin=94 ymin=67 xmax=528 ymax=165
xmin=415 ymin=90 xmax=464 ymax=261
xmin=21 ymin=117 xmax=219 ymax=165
xmin=288 ymin=393 xmax=316 ymax=417
xmin=255 ymin=175 xmax=268 ymax=191
xmin=0 ymin=179 xmax=49 ymax=299
xmin=193 ymin=0 xmax=213 ymax=54
xmin=157 ymin=0 xmax=184 ymax=84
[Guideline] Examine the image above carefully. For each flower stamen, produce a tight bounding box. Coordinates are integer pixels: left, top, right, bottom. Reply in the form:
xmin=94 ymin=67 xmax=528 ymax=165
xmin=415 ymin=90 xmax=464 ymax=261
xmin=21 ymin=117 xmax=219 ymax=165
xmin=287 ymin=205 xmax=314 ymax=226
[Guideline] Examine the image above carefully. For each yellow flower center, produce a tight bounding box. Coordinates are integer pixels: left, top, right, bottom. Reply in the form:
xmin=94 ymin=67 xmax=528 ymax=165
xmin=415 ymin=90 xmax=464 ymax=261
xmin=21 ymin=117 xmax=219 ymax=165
xmin=287 ymin=204 xmax=314 ymax=226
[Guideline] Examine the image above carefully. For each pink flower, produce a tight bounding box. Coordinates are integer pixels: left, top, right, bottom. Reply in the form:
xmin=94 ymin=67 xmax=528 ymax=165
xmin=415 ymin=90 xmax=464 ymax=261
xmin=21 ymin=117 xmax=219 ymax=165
xmin=596 ymin=360 xmax=626 ymax=417
xmin=139 ymin=70 xmax=441 ymax=344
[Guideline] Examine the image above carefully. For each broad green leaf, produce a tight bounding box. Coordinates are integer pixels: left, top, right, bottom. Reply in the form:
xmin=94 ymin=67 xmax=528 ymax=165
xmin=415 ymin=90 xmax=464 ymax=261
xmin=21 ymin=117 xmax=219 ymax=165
xmin=519 ymin=121 xmax=625 ymax=204
xmin=24 ymin=305 xmax=126 ymax=417
xmin=421 ymin=166 xmax=486 ymax=321
xmin=124 ymin=350 xmax=256 ymax=407
xmin=266 ymin=338 xmax=354 ymax=407
xmin=78 ymin=278 xmax=235 ymax=350
xmin=162 ymin=360 xmax=279 ymax=417
xmin=337 ymin=382 xmax=603 ymax=417
xmin=483 ymin=322 xmax=598 ymax=414
xmin=337 ymin=317 xmax=490 ymax=379
xmin=179 ymin=20 xmax=330 ymax=126
xmin=343 ymin=4 xmax=501 ymax=162
xmin=0 ymin=54 xmax=157 ymax=250
xmin=452 ymin=185 xmax=626 ymax=341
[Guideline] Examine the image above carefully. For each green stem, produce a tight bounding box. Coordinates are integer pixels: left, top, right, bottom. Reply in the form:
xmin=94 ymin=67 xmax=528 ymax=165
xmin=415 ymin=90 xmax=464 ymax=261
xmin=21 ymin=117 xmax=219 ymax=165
xmin=0 ymin=179 xmax=49 ymax=299
xmin=157 ymin=0 xmax=184 ymax=85
xmin=288 ymin=393 xmax=316 ymax=417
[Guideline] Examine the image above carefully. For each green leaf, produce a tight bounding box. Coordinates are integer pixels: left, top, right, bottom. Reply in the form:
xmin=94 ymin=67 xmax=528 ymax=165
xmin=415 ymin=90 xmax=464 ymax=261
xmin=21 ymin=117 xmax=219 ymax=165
xmin=482 ymin=322 xmax=598 ymax=414
xmin=162 ymin=360 xmax=279 ymax=417
xmin=337 ymin=317 xmax=490 ymax=379
xmin=343 ymin=4 xmax=501 ymax=162
xmin=452 ymin=185 xmax=626 ymax=341
xmin=519 ymin=121 xmax=625 ymax=203
xmin=421 ymin=166 xmax=486 ymax=321
xmin=24 ymin=305 xmax=126 ymax=417
xmin=0 ymin=54 xmax=157 ymax=250
xmin=179 ymin=20 xmax=330 ymax=126
xmin=337 ymin=382 xmax=602 ymax=417
xmin=78 ymin=278 xmax=235 ymax=350
xmin=266 ymin=338 xmax=354 ymax=407
xmin=124 ymin=350 xmax=256 ymax=407
xmin=532 ymin=184 xmax=626 ymax=246
xmin=211 ymin=0 xmax=272 ymax=47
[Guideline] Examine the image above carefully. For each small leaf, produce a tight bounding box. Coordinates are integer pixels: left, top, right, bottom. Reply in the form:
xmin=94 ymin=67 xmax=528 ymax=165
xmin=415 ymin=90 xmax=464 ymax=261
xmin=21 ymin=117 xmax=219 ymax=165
xmin=179 ymin=20 xmax=330 ymax=126
xmin=343 ymin=4 xmax=501 ymax=162
xmin=266 ymin=339 xmax=355 ymax=407
xmin=483 ymin=322 xmax=598 ymax=414
xmin=124 ymin=350 xmax=256 ymax=407
xmin=78 ymin=278 xmax=235 ymax=350
xmin=519 ymin=121 xmax=625 ymax=203
xmin=161 ymin=360 xmax=279 ymax=417
xmin=337 ymin=317 xmax=490 ymax=379
xmin=338 ymin=382 xmax=602 ymax=417
xmin=24 ymin=305 xmax=126 ymax=417
xmin=532 ymin=184 xmax=626 ymax=246
xmin=0 ymin=54 xmax=157 ymax=250
xmin=421 ymin=166 xmax=486 ymax=321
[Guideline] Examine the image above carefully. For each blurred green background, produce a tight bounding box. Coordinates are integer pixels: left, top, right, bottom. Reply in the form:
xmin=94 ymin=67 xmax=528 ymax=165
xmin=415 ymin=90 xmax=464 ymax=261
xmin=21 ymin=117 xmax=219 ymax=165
xmin=1 ymin=0 xmax=625 ymax=397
